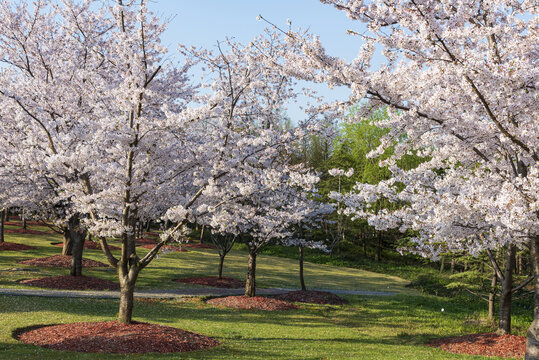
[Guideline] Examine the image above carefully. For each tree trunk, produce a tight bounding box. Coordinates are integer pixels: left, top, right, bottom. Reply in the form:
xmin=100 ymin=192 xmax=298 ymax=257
xmin=245 ymin=249 xmax=257 ymax=297
xmin=498 ymin=244 xmax=515 ymax=335
xmin=67 ymin=216 xmax=86 ymax=277
xmin=0 ymin=208 xmax=5 ymax=243
xmin=117 ymin=220 xmax=140 ymax=324
xmin=218 ymin=253 xmax=225 ymax=279
xmin=299 ymin=245 xmax=306 ymax=291
xmin=362 ymin=229 xmax=367 ymax=257
xmin=118 ymin=267 xmax=139 ymax=324
xmin=145 ymin=221 xmax=151 ymax=232
xmin=4 ymin=208 xmax=9 ymax=222
xmin=488 ymin=271 xmax=497 ymax=322
xmin=200 ymin=225 xmax=205 ymax=243
xmin=61 ymin=228 xmax=73 ymax=256
xmin=70 ymin=230 xmax=85 ymax=276
xmin=450 ymin=258 xmax=456 ymax=274
xmin=525 ymin=236 xmax=539 ymax=360
xmin=22 ymin=216 xmax=27 ymax=230
xmin=440 ymin=256 xmax=445 ymax=273
xmin=375 ymin=231 xmax=382 ymax=262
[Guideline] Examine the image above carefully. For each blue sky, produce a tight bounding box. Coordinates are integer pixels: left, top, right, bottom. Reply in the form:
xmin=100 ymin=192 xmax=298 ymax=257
xmin=147 ymin=0 xmax=371 ymax=123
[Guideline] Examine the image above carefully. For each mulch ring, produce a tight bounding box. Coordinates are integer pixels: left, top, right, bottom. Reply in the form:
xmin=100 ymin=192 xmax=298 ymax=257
xmin=5 ymin=220 xmax=43 ymax=227
xmin=138 ymin=244 xmax=187 ymax=252
xmin=19 ymin=275 xmax=119 ymax=291
xmin=0 ymin=242 xmax=36 ymax=251
xmin=144 ymin=231 xmax=161 ymax=238
xmin=183 ymin=243 xmax=216 ymax=249
xmin=5 ymin=228 xmax=51 ymax=236
xmin=207 ymin=295 xmax=299 ymax=311
xmin=18 ymin=255 xmax=108 ymax=268
xmin=53 ymin=242 xmax=120 ymax=251
xmin=428 ymin=332 xmax=525 ymax=359
xmin=136 ymin=238 xmax=159 ymax=245
xmin=176 ymin=276 xmax=245 ymax=288
xmin=15 ymin=321 xmax=220 ymax=354
xmin=272 ymin=290 xmax=349 ymax=305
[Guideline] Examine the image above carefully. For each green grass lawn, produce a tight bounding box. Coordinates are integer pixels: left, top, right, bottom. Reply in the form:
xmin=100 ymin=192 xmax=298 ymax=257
xmin=0 ymin=294 xmax=517 ymax=359
xmin=0 ymin=227 xmax=413 ymax=294
xmin=0 ymin=224 xmax=532 ymax=359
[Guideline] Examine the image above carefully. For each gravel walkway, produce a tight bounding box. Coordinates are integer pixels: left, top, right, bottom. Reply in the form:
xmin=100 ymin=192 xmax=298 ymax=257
xmin=0 ymin=287 xmax=395 ymax=299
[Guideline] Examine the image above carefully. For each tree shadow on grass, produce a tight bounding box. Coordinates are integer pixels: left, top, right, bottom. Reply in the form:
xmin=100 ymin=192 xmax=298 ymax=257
xmin=0 ymin=292 xmax=501 ymax=360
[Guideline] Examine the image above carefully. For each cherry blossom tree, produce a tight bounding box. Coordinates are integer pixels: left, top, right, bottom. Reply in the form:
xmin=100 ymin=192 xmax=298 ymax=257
xmin=170 ymin=33 xmax=329 ymax=298
xmin=209 ymin=231 xmax=237 ymax=280
xmin=326 ymin=167 xmax=354 ymax=251
xmin=207 ymin=166 xmax=320 ymax=297
xmin=0 ymin=0 xmax=324 ymax=324
xmin=280 ymin=1 xmax=537 ymax=356
xmin=279 ymin=197 xmax=333 ymax=291
xmin=0 ymin=0 xmax=116 ymax=274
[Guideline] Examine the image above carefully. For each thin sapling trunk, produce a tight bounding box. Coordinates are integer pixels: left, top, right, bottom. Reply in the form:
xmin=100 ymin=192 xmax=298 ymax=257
xmin=218 ymin=253 xmax=225 ymax=279
xmin=299 ymin=245 xmax=306 ymax=291
xmin=245 ymin=248 xmax=257 ymax=297
xmin=525 ymin=236 xmax=539 ymax=359
xmin=0 ymin=208 xmax=5 ymax=243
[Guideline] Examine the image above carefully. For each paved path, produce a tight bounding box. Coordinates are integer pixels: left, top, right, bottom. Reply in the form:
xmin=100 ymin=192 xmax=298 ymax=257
xmin=0 ymin=287 xmax=395 ymax=299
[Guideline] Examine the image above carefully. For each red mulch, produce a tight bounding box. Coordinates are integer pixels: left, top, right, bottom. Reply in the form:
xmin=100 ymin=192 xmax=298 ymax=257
xmin=5 ymin=220 xmax=43 ymax=227
xmin=273 ymin=290 xmax=349 ymax=305
xmin=176 ymin=276 xmax=245 ymax=288
xmin=138 ymin=244 xmax=187 ymax=252
xmin=0 ymin=242 xmax=35 ymax=251
xmin=19 ymin=275 xmax=119 ymax=291
xmin=5 ymin=228 xmax=50 ymax=236
xmin=136 ymin=238 xmax=158 ymax=245
xmin=144 ymin=231 xmax=160 ymax=238
xmin=15 ymin=321 xmax=220 ymax=354
xmin=18 ymin=255 xmax=107 ymax=268
xmin=428 ymin=332 xmax=525 ymax=359
xmin=183 ymin=243 xmax=216 ymax=249
xmin=207 ymin=295 xmax=299 ymax=311
xmin=54 ymin=242 xmax=120 ymax=251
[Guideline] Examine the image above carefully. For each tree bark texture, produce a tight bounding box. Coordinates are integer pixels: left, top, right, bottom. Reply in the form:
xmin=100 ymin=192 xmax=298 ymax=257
xmin=200 ymin=224 xmax=205 ymax=243
xmin=299 ymin=245 xmax=306 ymax=291
xmin=0 ymin=209 xmax=5 ymax=243
xmin=498 ymin=244 xmax=515 ymax=334
xmin=245 ymin=249 xmax=257 ymax=297
xmin=22 ymin=210 xmax=27 ymax=230
xmin=488 ymin=271 xmax=497 ymax=322
xmin=118 ymin=265 xmax=139 ymax=324
xmin=375 ymin=231 xmax=382 ymax=262
xmin=525 ymin=236 xmax=539 ymax=360
xmin=61 ymin=228 xmax=73 ymax=256
xmin=218 ymin=254 xmax=225 ymax=279
xmin=70 ymin=234 xmax=85 ymax=276
xmin=69 ymin=217 xmax=86 ymax=277
xmin=362 ymin=230 xmax=367 ymax=257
